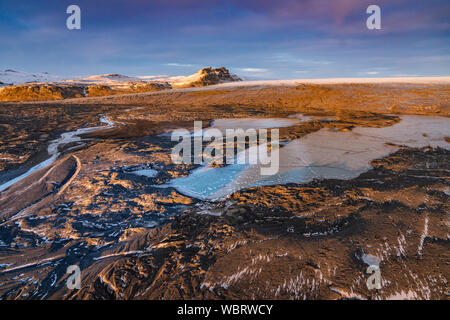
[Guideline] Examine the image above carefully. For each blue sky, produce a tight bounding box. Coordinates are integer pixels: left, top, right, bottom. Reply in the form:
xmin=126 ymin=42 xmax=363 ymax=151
xmin=1 ymin=0 xmax=449 ymax=79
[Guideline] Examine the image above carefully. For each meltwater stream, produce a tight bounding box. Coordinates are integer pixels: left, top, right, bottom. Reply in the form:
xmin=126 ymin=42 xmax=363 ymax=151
xmin=0 ymin=115 xmax=114 ymax=192
xmin=171 ymin=115 xmax=450 ymax=201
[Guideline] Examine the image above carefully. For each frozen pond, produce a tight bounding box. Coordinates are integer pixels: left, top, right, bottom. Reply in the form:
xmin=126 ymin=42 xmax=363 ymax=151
xmin=191 ymin=116 xmax=307 ymax=137
xmin=171 ymin=115 xmax=450 ymax=200
xmin=210 ymin=117 xmax=308 ymax=131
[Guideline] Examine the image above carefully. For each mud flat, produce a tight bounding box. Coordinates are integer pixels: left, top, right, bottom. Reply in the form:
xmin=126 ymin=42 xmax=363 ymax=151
xmin=0 ymin=82 xmax=448 ymax=300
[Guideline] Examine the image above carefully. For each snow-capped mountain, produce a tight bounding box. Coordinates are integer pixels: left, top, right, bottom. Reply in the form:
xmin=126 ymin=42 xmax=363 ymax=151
xmin=65 ymin=68 xmax=241 ymax=87
xmin=0 ymin=70 xmax=63 ymax=86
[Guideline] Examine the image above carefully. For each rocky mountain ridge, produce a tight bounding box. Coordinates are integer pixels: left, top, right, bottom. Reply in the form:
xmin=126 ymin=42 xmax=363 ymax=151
xmin=0 ymin=67 xmax=241 ymax=102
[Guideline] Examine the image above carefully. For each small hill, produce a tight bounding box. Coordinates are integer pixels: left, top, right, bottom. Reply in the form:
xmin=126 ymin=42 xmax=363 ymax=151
xmin=0 ymin=70 xmax=62 ymax=86
xmin=0 ymin=84 xmax=85 ymax=101
xmin=172 ymin=67 xmax=241 ymax=88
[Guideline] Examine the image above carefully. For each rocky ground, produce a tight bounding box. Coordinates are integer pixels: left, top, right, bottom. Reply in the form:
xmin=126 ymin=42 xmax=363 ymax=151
xmin=0 ymin=83 xmax=448 ymax=300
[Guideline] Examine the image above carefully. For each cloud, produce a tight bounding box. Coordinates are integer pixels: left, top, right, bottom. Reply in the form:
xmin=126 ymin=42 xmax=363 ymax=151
xmin=393 ymin=74 xmax=420 ymax=77
xmin=1 ymin=0 xmax=449 ymax=78
xmin=166 ymin=63 xmax=195 ymax=67
xmin=239 ymin=68 xmax=268 ymax=73
xmin=229 ymin=0 xmax=450 ymax=35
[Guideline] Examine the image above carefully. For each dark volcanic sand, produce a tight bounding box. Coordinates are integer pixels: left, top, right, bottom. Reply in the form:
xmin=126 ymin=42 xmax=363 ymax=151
xmin=0 ymin=83 xmax=448 ymax=300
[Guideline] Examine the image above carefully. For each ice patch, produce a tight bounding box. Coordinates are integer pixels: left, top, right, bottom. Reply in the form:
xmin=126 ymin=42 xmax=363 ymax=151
xmin=171 ymin=115 xmax=450 ymax=200
xmin=0 ymin=115 xmax=115 ymax=192
xmin=211 ymin=117 xmax=303 ymax=131
xmin=362 ymin=254 xmax=381 ymax=266
xmin=130 ymin=169 xmax=158 ymax=178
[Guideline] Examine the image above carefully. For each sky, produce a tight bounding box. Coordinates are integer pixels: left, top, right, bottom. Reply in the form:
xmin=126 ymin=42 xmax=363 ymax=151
xmin=0 ymin=0 xmax=449 ymax=79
